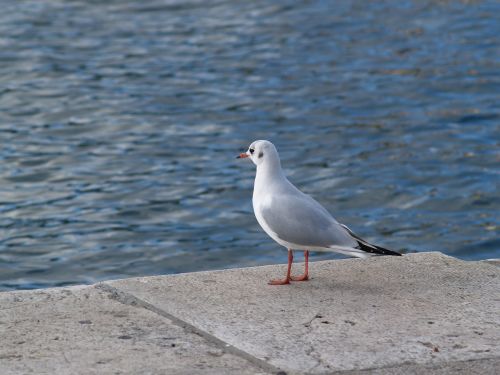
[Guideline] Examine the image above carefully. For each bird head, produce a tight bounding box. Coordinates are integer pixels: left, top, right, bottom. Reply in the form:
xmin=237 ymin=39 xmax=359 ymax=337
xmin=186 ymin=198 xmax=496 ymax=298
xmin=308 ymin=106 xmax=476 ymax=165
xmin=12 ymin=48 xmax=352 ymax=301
xmin=236 ymin=140 xmax=280 ymax=167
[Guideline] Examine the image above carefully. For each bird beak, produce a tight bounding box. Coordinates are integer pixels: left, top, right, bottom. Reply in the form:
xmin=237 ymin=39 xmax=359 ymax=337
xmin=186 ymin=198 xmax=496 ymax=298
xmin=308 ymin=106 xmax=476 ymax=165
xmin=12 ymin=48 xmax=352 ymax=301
xmin=236 ymin=152 xmax=249 ymax=159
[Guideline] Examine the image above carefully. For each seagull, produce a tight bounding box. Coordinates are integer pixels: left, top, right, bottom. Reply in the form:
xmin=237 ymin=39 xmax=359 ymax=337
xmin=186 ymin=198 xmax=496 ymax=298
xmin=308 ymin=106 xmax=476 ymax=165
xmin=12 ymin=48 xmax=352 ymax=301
xmin=237 ymin=140 xmax=401 ymax=285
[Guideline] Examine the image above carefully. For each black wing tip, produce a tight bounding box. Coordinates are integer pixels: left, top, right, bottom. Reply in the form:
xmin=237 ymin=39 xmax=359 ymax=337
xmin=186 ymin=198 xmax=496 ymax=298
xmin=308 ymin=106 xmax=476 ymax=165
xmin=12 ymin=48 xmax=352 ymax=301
xmin=356 ymin=241 xmax=402 ymax=256
xmin=374 ymin=245 xmax=402 ymax=256
xmin=341 ymin=223 xmax=402 ymax=256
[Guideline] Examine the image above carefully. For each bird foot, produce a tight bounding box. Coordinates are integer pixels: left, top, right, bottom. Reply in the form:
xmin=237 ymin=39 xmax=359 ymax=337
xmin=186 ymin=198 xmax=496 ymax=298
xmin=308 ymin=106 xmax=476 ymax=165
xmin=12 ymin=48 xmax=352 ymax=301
xmin=290 ymin=274 xmax=309 ymax=281
xmin=268 ymin=278 xmax=291 ymax=285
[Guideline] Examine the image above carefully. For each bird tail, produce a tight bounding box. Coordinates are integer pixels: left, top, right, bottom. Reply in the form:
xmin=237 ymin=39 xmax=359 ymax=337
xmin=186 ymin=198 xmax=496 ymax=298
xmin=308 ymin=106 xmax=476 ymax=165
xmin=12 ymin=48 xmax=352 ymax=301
xmin=340 ymin=224 xmax=402 ymax=256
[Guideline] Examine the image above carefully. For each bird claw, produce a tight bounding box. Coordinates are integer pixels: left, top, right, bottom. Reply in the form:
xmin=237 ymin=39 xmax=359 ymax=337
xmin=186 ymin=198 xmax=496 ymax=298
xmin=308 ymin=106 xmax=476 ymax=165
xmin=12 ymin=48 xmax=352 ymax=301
xmin=268 ymin=278 xmax=291 ymax=285
xmin=290 ymin=274 xmax=309 ymax=281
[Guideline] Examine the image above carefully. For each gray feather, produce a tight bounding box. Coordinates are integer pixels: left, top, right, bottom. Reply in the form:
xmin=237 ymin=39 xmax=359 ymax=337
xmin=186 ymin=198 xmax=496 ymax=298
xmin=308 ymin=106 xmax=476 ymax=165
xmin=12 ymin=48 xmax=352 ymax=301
xmin=260 ymin=193 xmax=357 ymax=248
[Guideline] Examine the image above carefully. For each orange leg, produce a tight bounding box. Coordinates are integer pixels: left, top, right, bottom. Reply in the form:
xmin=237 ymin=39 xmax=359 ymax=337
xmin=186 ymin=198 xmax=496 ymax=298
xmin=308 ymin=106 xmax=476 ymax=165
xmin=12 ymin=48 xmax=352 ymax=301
xmin=291 ymin=250 xmax=309 ymax=281
xmin=268 ymin=249 xmax=293 ymax=285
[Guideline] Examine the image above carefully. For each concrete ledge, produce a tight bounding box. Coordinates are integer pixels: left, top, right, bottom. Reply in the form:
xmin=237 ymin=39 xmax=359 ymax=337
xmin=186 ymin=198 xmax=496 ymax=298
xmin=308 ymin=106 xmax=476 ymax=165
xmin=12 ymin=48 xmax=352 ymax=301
xmin=1 ymin=252 xmax=499 ymax=374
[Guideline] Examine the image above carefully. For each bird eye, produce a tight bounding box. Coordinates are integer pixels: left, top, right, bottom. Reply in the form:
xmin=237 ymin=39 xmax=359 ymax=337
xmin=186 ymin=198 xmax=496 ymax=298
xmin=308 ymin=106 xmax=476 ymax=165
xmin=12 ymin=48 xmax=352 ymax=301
xmin=249 ymin=148 xmax=255 ymax=154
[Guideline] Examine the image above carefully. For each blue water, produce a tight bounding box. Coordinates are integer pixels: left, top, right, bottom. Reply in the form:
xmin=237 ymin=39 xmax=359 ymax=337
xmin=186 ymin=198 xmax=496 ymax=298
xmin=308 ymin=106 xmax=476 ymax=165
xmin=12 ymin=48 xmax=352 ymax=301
xmin=0 ymin=0 xmax=498 ymax=291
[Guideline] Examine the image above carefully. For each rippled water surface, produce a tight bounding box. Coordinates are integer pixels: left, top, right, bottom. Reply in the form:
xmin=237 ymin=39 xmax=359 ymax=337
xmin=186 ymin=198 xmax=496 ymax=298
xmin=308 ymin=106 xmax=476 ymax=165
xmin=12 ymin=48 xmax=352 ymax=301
xmin=0 ymin=0 xmax=498 ymax=290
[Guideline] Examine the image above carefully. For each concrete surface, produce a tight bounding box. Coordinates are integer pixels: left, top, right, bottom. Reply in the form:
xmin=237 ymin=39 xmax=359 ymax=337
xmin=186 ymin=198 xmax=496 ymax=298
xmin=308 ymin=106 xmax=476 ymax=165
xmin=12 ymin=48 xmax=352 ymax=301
xmin=0 ymin=285 xmax=268 ymax=375
xmin=1 ymin=252 xmax=499 ymax=374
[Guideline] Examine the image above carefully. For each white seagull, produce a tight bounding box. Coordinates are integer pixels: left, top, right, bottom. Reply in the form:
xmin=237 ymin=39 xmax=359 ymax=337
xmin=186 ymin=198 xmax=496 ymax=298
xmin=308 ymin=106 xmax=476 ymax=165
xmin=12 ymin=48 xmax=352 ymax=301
xmin=237 ymin=140 xmax=401 ymax=285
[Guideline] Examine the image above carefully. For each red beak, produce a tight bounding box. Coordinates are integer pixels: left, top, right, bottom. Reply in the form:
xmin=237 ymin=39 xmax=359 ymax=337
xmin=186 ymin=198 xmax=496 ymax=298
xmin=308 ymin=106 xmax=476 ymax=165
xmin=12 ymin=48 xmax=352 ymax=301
xmin=236 ymin=153 xmax=249 ymax=159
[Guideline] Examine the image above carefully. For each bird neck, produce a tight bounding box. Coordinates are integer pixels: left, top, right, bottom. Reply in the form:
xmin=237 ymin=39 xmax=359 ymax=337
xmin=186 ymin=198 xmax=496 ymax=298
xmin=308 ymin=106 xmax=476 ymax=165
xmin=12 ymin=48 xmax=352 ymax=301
xmin=254 ymin=158 xmax=285 ymax=192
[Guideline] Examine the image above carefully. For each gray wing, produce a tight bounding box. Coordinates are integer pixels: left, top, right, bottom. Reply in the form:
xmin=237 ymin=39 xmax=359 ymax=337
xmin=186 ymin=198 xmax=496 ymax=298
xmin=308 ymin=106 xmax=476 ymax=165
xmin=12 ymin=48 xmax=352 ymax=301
xmin=260 ymin=193 xmax=357 ymax=248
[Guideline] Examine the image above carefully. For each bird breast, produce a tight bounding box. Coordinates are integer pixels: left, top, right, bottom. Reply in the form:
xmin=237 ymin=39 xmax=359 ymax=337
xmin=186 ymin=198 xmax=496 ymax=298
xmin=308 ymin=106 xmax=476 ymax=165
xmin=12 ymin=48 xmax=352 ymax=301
xmin=253 ymin=193 xmax=283 ymax=244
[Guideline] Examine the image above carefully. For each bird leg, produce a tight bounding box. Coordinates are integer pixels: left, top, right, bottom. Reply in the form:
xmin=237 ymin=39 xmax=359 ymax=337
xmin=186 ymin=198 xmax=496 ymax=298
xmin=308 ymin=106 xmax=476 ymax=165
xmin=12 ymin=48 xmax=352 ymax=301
xmin=268 ymin=249 xmax=293 ymax=285
xmin=291 ymin=250 xmax=309 ymax=281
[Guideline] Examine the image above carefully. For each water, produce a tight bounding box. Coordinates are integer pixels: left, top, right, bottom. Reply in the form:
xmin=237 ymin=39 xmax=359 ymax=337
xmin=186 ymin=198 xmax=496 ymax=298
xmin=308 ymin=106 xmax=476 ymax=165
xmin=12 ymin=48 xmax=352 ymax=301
xmin=0 ymin=0 xmax=498 ymax=291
